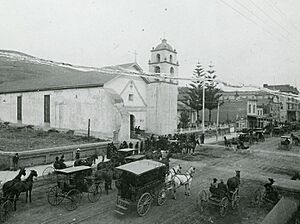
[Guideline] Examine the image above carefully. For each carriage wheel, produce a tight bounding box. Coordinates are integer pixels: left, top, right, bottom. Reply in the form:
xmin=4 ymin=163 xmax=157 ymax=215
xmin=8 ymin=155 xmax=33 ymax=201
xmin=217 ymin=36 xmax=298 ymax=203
xmin=64 ymin=189 xmax=82 ymax=211
xmin=42 ymin=166 xmax=55 ymax=180
xmin=137 ymin=192 xmax=152 ymax=216
xmin=219 ymin=197 xmax=229 ymax=217
xmin=0 ymin=200 xmax=13 ymax=222
xmin=157 ymin=188 xmax=167 ymax=206
xmin=251 ymin=189 xmax=264 ymax=207
xmin=231 ymin=191 xmax=239 ymax=210
xmin=87 ymin=184 xmax=102 ymax=203
xmin=196 ymin=190 xmax=207 ymax=212
xmin=47 ymin=186 xmax=64 ymax=206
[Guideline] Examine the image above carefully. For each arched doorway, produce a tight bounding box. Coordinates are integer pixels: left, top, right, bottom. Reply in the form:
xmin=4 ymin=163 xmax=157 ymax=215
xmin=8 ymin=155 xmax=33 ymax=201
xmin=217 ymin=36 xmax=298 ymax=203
xmin=130 ymin=114 xmax=135 ymax=131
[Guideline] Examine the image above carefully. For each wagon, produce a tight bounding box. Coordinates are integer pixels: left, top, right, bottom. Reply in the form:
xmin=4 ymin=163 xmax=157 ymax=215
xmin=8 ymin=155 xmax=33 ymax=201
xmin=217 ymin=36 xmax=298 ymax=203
xmin=197 ymin=188 xmax=239 ymax=217
xmin=278 ymin=136 xmax=292 ymax=150
xmin=47 ymin=166 xmax=102 ymax=211
xmin=114 ymin=160 xmax=167 ymax=216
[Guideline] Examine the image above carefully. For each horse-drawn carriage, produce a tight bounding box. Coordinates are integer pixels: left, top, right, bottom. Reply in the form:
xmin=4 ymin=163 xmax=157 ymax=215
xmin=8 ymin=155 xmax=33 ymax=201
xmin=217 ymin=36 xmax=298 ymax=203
xmin=0 ymin=181 xmax=13 ymax=223
xmin=196 ymin=171 xmax=240 ymax=217
xmin=278 ymin=136 xmax=292 ymax=150
xmin=47 ymin=166 xmax=102 ymax=211
xmin=251 ymin=178 xmax=280 ymax=207
xmin=114 ymin=160 xmax=167 ymax=216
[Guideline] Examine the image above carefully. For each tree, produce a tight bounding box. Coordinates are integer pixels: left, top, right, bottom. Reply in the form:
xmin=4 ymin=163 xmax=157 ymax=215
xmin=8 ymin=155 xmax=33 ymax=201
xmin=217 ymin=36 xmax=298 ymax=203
xmin=180 ymin=62 xmax=222 ymax=125
xmin=179 ymin=111 xmax=190 ymax=128
xmin=180 ymin=62 xmax=206 ymax=124
xmin=205 ymin=64 xmax=223 ymax=124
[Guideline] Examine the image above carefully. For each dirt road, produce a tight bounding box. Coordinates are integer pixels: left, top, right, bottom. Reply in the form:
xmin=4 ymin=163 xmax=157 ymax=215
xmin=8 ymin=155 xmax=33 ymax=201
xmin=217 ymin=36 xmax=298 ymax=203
xmin=6 ymin=135 xmax=300 ymax=224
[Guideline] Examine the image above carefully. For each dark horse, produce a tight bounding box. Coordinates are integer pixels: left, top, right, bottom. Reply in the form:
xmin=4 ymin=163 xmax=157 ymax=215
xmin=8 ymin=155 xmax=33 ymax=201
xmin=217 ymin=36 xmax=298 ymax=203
xmin=8 ymin=170 xmax=38 ymax=211
xmin=227 ymin=170 xmax=241 ymax=193
xmin=74 ymin=154 xmax=98 ymax=167
xmin=2 ymin=167 xmax=26 ymax=199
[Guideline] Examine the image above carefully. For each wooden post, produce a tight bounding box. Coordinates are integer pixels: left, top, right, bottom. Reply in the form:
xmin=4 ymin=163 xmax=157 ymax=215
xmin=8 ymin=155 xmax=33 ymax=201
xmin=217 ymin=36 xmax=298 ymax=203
xmin=88 ymin=119 xmax=90 ymax=142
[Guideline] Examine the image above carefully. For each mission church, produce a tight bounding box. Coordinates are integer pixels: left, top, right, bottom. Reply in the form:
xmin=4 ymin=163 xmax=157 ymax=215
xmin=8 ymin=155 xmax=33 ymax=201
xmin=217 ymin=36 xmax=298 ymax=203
xmin=0 ymin=39 xmax=178 ymax=141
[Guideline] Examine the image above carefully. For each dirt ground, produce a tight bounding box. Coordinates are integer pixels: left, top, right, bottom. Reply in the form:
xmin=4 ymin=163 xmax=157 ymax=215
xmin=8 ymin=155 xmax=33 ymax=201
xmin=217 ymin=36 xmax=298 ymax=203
xmin=0 ymin=124 xmax=103 ymax=152
xmin=5 ymin=133 xmax=300 ymax=224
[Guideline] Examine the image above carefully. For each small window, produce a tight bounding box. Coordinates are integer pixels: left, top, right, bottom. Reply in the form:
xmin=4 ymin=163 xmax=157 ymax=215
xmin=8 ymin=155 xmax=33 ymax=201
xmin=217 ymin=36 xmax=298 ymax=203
xmin=156 ymin=54 xmax=160 ymax=62
xmin=253 ymin=105 xmax=256 ymax=114
xmin=170 ymin=67 xmax=174 ymax=75
xmin=170 ymin=55 xmax=173 ymax=63
xmin=248 ymin=104 xmax=251 ymax=113
xmin=154 ymin=66 xmax=160 ymax=73
xmin=128 ymin=94 xmax=134 ymax=101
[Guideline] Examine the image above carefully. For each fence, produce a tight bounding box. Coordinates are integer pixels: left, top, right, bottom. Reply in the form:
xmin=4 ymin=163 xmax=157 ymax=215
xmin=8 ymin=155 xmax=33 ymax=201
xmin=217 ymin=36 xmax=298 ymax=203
xmin=0 ymin=141 xmax=111 ymax=170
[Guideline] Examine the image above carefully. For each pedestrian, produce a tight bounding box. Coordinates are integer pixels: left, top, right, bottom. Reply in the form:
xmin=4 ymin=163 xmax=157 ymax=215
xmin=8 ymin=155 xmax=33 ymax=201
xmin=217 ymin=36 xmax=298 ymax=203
xmin=12 ymin=153 xmax=19 ymax=171
xmin=200 ymin=133 xmax=205 ymax=144
xmin=75 ymin=148 xmax=80 ymax=160
xmin=129 ymin=142 xmax=133 ymax=148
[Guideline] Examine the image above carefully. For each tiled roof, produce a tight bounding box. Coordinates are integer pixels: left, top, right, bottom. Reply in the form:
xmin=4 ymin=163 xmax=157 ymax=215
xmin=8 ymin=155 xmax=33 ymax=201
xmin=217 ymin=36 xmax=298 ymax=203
xmin=0 ymin=50 xmax=146 ymax=94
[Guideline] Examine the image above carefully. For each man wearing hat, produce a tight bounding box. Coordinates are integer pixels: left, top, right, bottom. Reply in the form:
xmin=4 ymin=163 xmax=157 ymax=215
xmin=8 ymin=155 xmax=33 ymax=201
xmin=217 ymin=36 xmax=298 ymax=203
xmin=264 ymin=178 xmax=279 ymax=202
xmin=209 ymin=178 xmax=218 ymax=197
xmin=75 ymin=148 xmax=80 ymax=160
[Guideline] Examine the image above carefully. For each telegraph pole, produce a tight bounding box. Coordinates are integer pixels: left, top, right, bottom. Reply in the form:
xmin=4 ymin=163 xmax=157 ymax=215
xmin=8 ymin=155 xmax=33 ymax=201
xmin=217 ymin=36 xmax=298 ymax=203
xmin=216 ymin=101 xmax=220 ymax=140
xmin=202 ymin=83 xmax=205 ymax=134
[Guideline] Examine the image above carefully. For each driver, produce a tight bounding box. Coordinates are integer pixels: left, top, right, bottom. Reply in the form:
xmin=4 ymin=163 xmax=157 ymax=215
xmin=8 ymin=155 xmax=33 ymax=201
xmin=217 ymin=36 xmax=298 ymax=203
xmin=54 ymin=156 xmax=61 ymax=169
xmin=264 ymin=178 xmax=279 ymax=202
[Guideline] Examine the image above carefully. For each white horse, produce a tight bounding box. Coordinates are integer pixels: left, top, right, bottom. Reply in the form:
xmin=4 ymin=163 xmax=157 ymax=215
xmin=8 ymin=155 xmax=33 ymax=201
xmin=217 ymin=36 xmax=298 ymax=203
xmin=171 ymin=166 xmax=196 ymax=199
xmin=166 ymin=164 xmax=182 ymax=182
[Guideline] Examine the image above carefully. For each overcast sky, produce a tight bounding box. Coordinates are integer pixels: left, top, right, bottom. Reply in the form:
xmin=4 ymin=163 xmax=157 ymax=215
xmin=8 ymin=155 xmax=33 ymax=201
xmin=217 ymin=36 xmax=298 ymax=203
xmin=1 ymin=0 xmax=300 ymax=90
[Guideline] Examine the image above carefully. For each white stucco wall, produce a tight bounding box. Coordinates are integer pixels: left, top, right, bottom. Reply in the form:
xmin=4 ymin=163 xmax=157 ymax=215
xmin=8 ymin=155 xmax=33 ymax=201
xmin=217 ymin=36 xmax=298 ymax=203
xmin=105 ymin=75 xmax=147 ymax=130
xmin=146 ymin=82 xmax=178 ymax=135
xmin=0 ymin=87 xmax=129 ymax=140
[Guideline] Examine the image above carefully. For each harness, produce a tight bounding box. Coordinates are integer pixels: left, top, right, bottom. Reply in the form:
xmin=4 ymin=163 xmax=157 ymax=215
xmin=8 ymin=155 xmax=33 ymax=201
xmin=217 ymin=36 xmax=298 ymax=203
xmin=174 ymin=172 xmax=193 ymax=185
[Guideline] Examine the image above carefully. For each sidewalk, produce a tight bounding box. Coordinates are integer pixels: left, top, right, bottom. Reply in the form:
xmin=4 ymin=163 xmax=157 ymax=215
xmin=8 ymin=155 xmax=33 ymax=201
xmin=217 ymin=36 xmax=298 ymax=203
xmin=204 ymin=132 xmax=237 ymax=144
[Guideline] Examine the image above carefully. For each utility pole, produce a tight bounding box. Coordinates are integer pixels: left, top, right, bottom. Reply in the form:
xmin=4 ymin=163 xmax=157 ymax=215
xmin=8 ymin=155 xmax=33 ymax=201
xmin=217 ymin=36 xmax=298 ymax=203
xmin=202 ymin=83 xmax=205 ymax=134
xmin=216 ymin=101 xmax=220 ymax=141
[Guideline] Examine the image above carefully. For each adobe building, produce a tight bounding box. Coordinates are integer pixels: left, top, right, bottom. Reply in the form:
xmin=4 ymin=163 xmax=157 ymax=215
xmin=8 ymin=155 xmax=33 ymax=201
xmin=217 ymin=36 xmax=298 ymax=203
xmin=0 ymin=39 xmax=178 ymax=140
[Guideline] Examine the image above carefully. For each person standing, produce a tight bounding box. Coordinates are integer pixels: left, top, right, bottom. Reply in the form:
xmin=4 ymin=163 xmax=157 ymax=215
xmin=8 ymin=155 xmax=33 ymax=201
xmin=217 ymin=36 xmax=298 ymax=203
xmin=75 ymin=148 xmax=80 ymax=160
xmin=12 ymin=153 xmax=19 ymax=171
xmin=200 ymin=133 xmax=205 ymax=144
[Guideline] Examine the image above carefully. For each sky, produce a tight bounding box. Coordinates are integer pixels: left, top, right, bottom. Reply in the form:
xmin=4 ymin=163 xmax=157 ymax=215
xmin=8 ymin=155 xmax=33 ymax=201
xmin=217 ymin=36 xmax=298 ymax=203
xmin=0 ymin=0 xmax=300 ymax=90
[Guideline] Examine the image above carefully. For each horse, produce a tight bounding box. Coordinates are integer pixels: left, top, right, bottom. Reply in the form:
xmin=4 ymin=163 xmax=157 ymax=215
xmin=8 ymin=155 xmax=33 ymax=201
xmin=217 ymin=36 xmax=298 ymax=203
xmin=227 ymin=170 xmax=241 ymax=194
xmin=74 ymin=154 xmax=98 ymax=167
xmin=94 ymin=168 xmax=114 ymax=194
xmin=2 ymin=167 xmax=26 ymax=199
xmin=171 ymin=166 xmax=196 ymax=199
xmin=8 ymin=170 xmax=38 ymax=211
xmin=166 ymin=164 xmax=182 ymax=183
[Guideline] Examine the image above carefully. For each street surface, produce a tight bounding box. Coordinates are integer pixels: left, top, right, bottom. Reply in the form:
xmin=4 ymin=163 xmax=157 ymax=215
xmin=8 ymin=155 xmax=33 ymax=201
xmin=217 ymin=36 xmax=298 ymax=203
xmin=5 ymin=133 xmax=300 ymax=224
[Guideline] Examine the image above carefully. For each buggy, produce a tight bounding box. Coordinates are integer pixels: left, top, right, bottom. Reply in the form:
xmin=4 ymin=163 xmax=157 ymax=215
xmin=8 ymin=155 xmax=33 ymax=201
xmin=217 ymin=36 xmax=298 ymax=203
xmin=278 ymin=136 xmax=292 ymax=150
xmin=197 ymin=187 xmax=239 ymax=217
xmin=114 ymin=160 xmax=167 ymax=216
xmin=47 ymin=166 xmax=102 ymax=211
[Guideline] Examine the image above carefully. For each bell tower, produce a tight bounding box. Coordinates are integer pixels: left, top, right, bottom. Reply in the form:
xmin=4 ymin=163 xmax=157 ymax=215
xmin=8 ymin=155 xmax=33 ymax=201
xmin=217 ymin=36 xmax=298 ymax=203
xmin=146 ymin=39 xmax=179 ymax=135
xmin=148 ymin=39 xmax=179 ymax=77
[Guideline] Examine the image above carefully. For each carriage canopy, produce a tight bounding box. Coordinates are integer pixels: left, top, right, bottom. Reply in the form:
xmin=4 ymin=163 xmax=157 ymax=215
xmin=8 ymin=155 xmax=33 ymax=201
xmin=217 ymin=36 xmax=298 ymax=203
xmin=116 ymin=159 xmax=165 ymax=176
xmin=55 ymin=166 xmax=91 ymax=174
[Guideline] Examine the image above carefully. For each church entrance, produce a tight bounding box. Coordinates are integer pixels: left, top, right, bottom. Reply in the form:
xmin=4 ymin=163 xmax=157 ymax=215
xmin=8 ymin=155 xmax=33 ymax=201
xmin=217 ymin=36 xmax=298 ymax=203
xmin=130 ymin=114 xmax=135 ymax=131
xmin=130 ymin=114 xmax=135 ymax=138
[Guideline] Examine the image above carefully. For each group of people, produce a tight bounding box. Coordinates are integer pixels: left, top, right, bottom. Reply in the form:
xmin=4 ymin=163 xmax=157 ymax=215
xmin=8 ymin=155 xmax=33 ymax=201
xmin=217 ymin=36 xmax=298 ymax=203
xmin=209 ymin=178 xmax=229 ymax=198
xmin=53 ymin=154 xmax=67 ymax=169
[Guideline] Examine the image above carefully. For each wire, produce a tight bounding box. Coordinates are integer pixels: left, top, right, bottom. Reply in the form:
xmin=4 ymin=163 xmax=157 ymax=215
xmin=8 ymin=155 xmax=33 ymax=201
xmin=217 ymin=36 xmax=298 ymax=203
xmin=218 ymin=0 xmax=300 ymax=54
